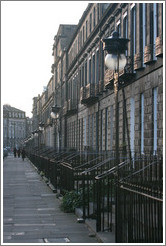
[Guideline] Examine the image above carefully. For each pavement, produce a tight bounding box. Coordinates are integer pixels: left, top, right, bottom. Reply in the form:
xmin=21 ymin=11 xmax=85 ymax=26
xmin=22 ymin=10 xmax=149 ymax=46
xmin=3 ymin=155 xmax=115 ymax=244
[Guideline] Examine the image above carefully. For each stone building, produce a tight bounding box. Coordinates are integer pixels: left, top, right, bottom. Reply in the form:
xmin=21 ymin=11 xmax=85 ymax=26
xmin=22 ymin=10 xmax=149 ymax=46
xmin=31 ymin=25 xmax=78 ymax=149
xmin=3 ymin=104 xmax=31 ymax=149
xmin=33 ymin=3 xmax=163 ymax=155
xmin=26 ymin=117 xmax=33 ymax=140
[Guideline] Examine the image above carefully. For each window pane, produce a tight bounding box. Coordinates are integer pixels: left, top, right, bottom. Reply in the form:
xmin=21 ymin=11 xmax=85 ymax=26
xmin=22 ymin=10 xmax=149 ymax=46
xmin=100 ymin=110 xmax=103 ymax=151
xmin=141 ymin=93 xmax=144 ymax=154
xmin=92 ymin=55 xmax=95 ymax=84
xmin=123 ymin=14 xmax=128 ymax=56
xmin=133 ymin=6 xmax=136 ymax=55
xmin=110 ymin=105 xmax=114 ymax=151
xmin=130 ymin=97 xmax=135 ymax=157
xmin=153 ymin=87 xmax=158 ymax=153
xmin=85 ymin=62 xmax=87 ymax=86
xmin=92 ymin=114 xmax=94 ymax=148
xmin=84 ymin=117 xmax=87 ymax=146
xmin=96 ymin=50 xmax=99 ymax=84
xmin=142 ymin=3 xmax=146 ymax=50
xmin=89 ymin=59 xmax=91 ymax=84
xmin=153 ymin=3 xmax=158 ymax=60
xmin=105 ymin=108 xmax=108 ymax=150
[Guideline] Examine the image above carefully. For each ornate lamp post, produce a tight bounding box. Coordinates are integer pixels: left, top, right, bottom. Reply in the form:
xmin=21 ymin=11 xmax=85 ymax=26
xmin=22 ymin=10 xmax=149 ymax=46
xmin=51 ymin=106 xmax=60 ymax=151
xmin=102 ymin=31 xmax=129 ymax=242
xmin=39 ymin=122 xmax=44 ymax=131
xmin=38 ymin=122 xmax=45 ymax=147
xmin=102 ymin=31 xmax=129 ymax=165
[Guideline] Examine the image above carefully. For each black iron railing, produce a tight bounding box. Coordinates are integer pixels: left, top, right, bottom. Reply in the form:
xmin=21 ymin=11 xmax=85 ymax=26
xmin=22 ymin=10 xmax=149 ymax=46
xmin=25 ymin=148 xmax=163 ymax=243
xmin=95 ymin=154 xmax=163 ymax=243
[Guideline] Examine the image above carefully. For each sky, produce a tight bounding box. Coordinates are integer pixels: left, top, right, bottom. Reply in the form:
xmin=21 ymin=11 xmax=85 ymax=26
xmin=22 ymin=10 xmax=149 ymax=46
xmin=1 ymin=1 xmax=89 ymax=118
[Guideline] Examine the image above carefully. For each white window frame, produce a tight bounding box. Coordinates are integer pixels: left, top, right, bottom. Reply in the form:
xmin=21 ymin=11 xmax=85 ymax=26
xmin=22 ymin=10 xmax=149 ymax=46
xmin=123 ymin=11 xmax=127 ymax=19
xmin=116 ymin=19 xmax=121 ymax=35
xmin=130 ymin=3 xmax=135 ymax=9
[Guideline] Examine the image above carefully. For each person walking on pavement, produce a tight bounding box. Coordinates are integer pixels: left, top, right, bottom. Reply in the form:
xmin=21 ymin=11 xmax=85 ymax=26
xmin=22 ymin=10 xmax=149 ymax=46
xmin=17 ymin=148 xmax=21 ymax=158
xmin=13 ymin=147 xmax=17 ymax=158
xmin=21 ymin=148 xmax=26 ymax=161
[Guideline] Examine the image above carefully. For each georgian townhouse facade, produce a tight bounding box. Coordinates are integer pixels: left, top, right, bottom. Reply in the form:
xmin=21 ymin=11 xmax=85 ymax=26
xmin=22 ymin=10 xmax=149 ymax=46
xmin=33 ymin=3 xmax=163 ymax=155
xmin=62 ymin=2 xmax=163 ymax=154
xmin=62 ymin=3 xmax=111 ymax=151
xmin=42 ymin=77 xmax=55 ymax=147
xmin=32 ymin=96 xmax=38 ymax=131
xmin=52 ymin=25 xmax=77 ymax=150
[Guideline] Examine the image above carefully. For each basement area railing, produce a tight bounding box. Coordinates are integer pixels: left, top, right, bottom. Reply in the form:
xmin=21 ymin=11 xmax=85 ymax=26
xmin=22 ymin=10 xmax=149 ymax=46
xmin=26 ymin=148 xmax=163 ymax=243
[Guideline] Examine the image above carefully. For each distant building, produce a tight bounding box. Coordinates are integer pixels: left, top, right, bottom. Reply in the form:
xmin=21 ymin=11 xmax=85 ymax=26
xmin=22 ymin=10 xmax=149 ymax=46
xmin=3 ymin=104 xmax=32 ymax=149
xmin=26 ymin=117 xmax=33 ymax=139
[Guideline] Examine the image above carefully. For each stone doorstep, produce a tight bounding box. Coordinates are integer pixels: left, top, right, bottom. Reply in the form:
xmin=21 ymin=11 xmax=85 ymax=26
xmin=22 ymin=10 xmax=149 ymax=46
xmin=75 ymin=207 xmax=115 ymax=243
xmin=48 ymin=183 xmax=57 ymax=193
xmin=85 ymin=219 xmax=115 ymax=243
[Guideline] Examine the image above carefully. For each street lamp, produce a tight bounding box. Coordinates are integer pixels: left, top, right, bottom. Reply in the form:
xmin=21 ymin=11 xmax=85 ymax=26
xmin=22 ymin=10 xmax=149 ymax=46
xmin=102 ymin=31 xmax=129 ymax=242
xmin=39 ymin=122 xmax=44 ymax=131
xmin=50 ymin=111 xmax=56 ymax=119
xmin=51 ymin=106 xmax=60 ymax=119
xmin=103 ymin=32 xmax=128 ymax=71
xmin=102 ymin=31 xmax=129 ymax=166
xmin=51 ymin=106 xmax=60 ymax=150
xmin=38 ymin=122 xmax=45 ymax=147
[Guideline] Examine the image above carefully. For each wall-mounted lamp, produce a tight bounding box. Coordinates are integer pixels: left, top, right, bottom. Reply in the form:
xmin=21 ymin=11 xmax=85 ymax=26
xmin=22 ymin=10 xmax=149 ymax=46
xmin=39 ymin=122 xmax=44 ymax=131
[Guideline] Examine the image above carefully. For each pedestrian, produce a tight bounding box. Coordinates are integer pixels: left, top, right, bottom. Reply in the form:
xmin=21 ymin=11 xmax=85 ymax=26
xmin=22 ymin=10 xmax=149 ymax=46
xmin=14 ymin=147 xmax=17 ymax=158
xmin=21 ymin=148 xmax=26 ymax=161
xmin=17 ymin=148 xmax=21 ymax=158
